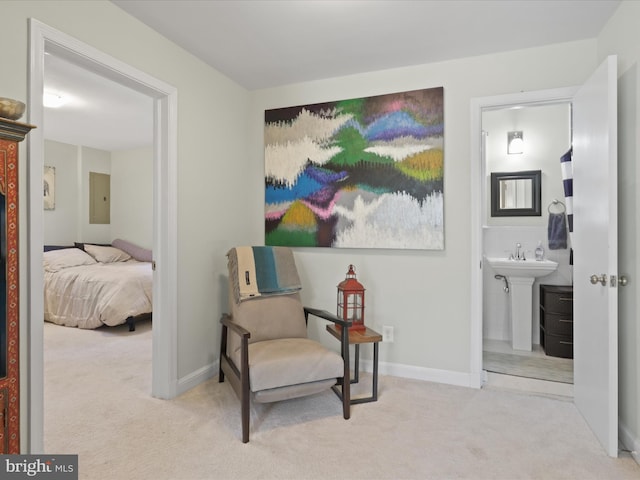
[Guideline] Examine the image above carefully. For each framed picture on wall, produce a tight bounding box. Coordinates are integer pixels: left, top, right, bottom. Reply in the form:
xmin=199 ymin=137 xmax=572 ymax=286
xmin=264 ymin=87 xmax=444 ymax=250
xmin=44 ymin=165 xmax=55 ymax=210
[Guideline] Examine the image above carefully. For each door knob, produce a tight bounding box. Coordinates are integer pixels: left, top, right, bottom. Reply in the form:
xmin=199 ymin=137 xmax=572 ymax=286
xmin=590 ymin=274 xmax=607 ymax=286
xmin=619 ymin=275 xmax=628 ymax=287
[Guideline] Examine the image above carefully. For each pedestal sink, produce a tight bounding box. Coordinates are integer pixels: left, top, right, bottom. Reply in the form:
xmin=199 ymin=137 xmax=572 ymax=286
xmin=485 ymin=256 xmax=558 ymax=351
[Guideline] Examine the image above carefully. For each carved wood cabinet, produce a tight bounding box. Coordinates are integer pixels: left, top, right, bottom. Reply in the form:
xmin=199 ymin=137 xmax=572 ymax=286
xmin=0 ymin=118 xmax=35 ymax=453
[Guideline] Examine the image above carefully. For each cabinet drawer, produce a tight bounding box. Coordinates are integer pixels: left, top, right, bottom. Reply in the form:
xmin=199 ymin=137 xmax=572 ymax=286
xmin=541 ymin=330 xmax=573 ymax=359
xmin=544 ymin=313 xmax=573 ymax=336
xmin=540 ymin=287 xmax=573 ymax=314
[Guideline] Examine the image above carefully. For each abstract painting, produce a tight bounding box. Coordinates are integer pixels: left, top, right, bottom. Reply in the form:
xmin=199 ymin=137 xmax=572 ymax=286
xmin=264 ymin=87 xmax=444 ymax=249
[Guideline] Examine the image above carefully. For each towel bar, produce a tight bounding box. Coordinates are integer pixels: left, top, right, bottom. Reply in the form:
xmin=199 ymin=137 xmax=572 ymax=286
xmin=548 ymin=199 xmax=566 ymax=213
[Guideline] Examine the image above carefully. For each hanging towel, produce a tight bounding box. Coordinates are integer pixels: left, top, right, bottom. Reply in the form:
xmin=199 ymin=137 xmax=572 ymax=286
xmin=548 ymin=212 xmax=568 ymax=250
xmin=227 ymin=246 xmax=301 ymax=302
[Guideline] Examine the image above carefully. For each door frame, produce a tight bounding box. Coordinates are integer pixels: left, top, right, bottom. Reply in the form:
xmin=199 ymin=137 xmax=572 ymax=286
xmin=469 ymin=86 xmax=578 ymax=388
xmin=27 ymin=19 xmax=178 ymax=452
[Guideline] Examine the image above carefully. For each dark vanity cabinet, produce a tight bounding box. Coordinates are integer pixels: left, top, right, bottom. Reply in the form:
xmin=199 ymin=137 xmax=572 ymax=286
xmin=0 ymin=118 xmax=35 ymax=453
xmin=539 ymin=284 xmax=574 ymax=359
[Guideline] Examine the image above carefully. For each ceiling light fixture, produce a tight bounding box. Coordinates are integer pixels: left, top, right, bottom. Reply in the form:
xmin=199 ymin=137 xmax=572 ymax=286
xmin=43 ymin=91 xmax=66 ymax=108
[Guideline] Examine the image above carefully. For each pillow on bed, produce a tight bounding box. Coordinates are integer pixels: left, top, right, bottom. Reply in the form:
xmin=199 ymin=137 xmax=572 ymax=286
xmin=43 ymin=248 xmax=97 ymax=272
xmin=111 ymin=238 xmax=152 ymax=262
xmin=84 ymin=244 xmax=132 ymax=263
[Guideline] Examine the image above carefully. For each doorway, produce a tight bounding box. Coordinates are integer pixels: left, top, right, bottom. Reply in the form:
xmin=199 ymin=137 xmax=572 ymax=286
xmin=471 ymin=57 xmax=619 ymax=458
xmin=469 ymin=86 xmax=578 ymax=393
xmin=27 ymin=19 xmax=178 ymax=453
xmin=481 ymin=101 xmax=574 ymax=395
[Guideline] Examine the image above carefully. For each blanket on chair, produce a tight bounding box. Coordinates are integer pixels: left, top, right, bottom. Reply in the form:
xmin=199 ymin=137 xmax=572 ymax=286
xmin=228 ymin=246 xmax=301 ymax=302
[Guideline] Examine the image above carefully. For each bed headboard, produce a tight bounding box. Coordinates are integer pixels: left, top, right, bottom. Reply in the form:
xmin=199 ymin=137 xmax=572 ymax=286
xmin=44 ymin=245 xmax=76 ymax=252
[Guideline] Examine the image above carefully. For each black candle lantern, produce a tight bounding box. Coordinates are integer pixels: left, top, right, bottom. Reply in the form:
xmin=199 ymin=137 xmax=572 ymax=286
xmin=337 ymin=264 xmax=366 ymax=331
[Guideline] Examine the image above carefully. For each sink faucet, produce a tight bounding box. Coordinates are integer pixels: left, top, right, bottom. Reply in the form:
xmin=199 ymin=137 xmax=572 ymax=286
xmin=512 ymin=242 xmax=525 ymax=261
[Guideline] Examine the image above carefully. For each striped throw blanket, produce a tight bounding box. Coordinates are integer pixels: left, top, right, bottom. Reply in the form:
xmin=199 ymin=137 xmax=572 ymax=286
xmin=227 ymin=246 xmax=301 ymax=302
xmin=560 ymin=148 xmax=573 ymax=238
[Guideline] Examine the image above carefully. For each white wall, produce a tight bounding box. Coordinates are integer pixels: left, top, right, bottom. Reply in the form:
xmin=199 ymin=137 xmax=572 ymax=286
xmin=250 ymin=40 xmax=599 ymax=378
xmin=482 ymin=104 xmax=573 ymax=343
xmin=43 ymin=140 xmax=78 ymax=245
xmin=43 ymin=142 xmax=113 ymax=244
xmin=597 ymin=0 xmax=640 ymax=462
xmin=484 ymin=104 xmax=572 ymax=227
xmin=43 ymin=141 xmax=153 ymax=249
xmin=111 ymin=146 xmax=153 ymax=249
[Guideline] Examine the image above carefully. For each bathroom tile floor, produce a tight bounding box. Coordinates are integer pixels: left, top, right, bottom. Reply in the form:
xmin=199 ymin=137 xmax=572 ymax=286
xmin=483 ymin=339 xmax=574 ymax=397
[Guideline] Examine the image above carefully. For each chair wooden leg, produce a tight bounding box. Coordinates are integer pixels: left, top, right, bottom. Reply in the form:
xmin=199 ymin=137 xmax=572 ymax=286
xmin=241 ymin=392 xmax=250 ymax=443
xmin=219 ymin=323 xmax=227 ymax=383
xmin=240 ymin=331 xmax=251 ymax=443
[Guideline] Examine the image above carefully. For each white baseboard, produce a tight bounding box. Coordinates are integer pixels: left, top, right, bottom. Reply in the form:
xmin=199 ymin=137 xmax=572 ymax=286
xmin=619 ymin=420 xmax=640 ymax=466
xmin=177 ymin=361 xmax=218 ymax=396
xmin=180 ymin=358 xmax=476 ymax=398
xmin=359 ymin=359 xmax=477 ymax=388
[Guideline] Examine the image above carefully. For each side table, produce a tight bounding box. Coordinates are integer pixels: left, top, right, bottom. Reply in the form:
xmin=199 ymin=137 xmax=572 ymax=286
xmin=326 ymin=325 xmax=382 ymax=404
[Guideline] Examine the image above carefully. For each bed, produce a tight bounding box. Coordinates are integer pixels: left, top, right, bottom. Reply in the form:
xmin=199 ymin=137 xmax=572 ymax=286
xmin=43 ymin=241 xmax=153 ymax=331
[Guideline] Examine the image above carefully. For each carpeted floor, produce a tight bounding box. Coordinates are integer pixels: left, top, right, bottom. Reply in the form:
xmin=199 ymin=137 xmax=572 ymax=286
xmin=43 ymin=320 xmax=640 ymax=480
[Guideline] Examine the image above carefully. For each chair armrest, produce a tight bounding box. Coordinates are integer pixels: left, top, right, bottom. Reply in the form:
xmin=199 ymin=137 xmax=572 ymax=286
xmin=220 ymin=313 xmax=251 ymax=339
xmin=304 ymin=307 xmax=352 ymax=328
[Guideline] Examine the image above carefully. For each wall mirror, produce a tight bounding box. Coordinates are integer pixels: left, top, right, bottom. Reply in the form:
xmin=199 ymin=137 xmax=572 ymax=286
xmin=490 ymin=170 xmax=541 ymax=217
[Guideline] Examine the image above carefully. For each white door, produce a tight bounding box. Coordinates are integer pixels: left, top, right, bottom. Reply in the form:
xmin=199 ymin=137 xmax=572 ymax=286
xmin=572 ymin=55 xmax=618 ymax=457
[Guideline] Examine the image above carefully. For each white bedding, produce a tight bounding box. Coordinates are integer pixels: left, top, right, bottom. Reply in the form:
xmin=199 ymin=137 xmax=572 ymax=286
xmin=44 ymin=248 xmax=152 ymax=329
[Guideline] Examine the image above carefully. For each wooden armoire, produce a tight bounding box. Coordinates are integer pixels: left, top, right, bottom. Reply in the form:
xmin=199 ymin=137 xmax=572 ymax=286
xmin=0 ymin=118 xmax=35 ymax=453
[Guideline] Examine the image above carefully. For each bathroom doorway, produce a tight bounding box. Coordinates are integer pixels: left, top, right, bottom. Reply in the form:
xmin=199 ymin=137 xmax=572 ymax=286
xmin=472 ymin=58 xmax=620 ymax=457
xmin=481 ymin=101 xmax=574 ymax=395
xmin=469 ymin=86 xmax=579 ymax=396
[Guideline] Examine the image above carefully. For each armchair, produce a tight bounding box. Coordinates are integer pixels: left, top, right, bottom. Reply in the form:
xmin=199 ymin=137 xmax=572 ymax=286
xmin=219 ymin=246 xmax=351 ymax=443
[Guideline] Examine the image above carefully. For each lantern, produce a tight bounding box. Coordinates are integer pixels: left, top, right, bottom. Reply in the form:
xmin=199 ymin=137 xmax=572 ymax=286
xmin=337 ymin=264 xmax=366 ymax=331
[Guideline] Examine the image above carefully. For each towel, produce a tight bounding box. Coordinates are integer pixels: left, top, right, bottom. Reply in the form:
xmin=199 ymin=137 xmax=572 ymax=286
xmin=560 ymin=148 xmax=573 ymax=238
xmin=228 ymin=246 xmax=301 ymax=302
xmin=548 ymin=212 xmax=568 ymax=250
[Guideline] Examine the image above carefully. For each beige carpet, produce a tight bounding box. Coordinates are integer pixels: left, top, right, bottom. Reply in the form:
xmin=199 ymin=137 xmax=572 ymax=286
xmin=43 ymin=320 xmax=640 ymax=480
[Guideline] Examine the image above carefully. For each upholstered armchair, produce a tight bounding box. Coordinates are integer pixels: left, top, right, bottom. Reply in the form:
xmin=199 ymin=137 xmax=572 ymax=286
xmin=219 ymin=246 xmax=351 ymax=443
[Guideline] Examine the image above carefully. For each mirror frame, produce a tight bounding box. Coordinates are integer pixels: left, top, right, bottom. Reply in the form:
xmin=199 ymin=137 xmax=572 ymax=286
xmin=490 ymin=169 xmax=541 ymax=217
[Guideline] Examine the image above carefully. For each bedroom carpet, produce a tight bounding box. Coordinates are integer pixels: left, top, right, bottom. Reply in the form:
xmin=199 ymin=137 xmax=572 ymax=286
xmin=43 ymin=321 xmax=640 ymax=480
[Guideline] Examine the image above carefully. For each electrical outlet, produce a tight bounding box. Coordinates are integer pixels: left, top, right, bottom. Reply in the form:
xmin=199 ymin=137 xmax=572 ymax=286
xmin=382 ymin=325 xmax=394 ymax=343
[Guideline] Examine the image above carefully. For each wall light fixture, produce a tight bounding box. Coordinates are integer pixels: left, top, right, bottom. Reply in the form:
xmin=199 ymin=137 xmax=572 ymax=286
xmin=507 ymin=131 xmax=524 ymax=154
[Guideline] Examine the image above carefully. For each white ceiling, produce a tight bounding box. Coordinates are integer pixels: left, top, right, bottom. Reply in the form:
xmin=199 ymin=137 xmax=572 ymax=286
xmin=44 ymin=53 xmax=153 ymax=152
xmin=44 ymin=0 xmax=621 ymax=151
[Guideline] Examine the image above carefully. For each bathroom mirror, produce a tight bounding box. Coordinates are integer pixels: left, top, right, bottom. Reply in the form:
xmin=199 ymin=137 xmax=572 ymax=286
xmin=490 ymin=170 xmax=541 ymax=217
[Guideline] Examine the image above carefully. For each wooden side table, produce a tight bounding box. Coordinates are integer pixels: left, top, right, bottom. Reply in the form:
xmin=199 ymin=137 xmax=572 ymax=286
xmin=326 ymin=325 xmax=382 ymax=404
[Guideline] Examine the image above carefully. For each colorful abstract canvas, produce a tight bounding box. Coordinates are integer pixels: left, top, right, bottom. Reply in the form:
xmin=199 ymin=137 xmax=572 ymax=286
xmin=264 ymin=87 xmax=444 ymax=249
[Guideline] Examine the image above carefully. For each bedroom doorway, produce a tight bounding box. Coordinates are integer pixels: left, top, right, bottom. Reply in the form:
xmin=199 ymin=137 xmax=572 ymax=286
xmin=27 ymin=19 xmax=178 ymax=453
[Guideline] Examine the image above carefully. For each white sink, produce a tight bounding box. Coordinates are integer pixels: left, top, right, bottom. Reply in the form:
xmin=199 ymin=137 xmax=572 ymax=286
xmin=485 ymin=256 xmax=558 ymax=351
xmin=485 ymin=257 xmax=558 ymax=278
